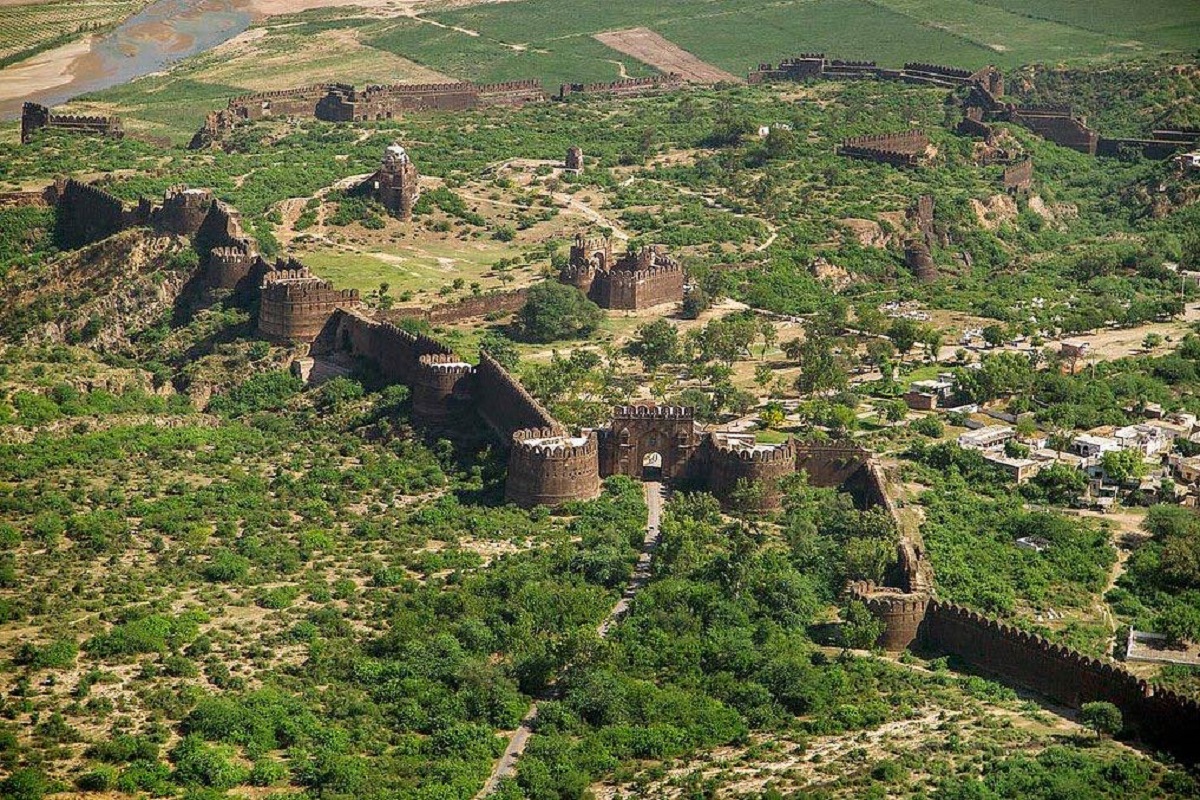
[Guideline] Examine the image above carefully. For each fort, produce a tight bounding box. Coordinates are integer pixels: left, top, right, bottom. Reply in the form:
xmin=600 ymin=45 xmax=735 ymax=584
xmin=188 ymin=79 xmax=549 ymax=148
xmin=21 ymin=102 xmax=124 ymax=145
xmin=559 ymin=234 xmax=685 ymax=310
xmin=838 ymin=130 xmax=930 ymax=167
xmin=258 ymin=266 xmax=361 ymax=342
xmin=558 ymin=73 xmax=684 ymax=99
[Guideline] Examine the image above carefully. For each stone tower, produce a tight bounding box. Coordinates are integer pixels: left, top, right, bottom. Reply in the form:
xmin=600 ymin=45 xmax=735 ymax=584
xmin=365 ymin=142 xmax=420 ymax=220
xmin=565 ymin=146 xmax=584 ymax=173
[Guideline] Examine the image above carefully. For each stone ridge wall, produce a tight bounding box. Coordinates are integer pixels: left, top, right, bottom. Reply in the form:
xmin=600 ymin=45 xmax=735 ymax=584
xmin=1097 ymin=136 xmax=1191 ymax=160
xmin=387 ymin=288 xmax=530 ymax=325
xmin=704 ymin=437 xmax=799 ymax=511
xmin=55 ymin=179 xmax=129 ymax=249
xmin=22 ymin=102 xmax=123 ymax=145
xmin=474 ymin=351 xmax=560 ymax=441
xmin=838 ymin=131 xmax=929 ymax=166
xmin=921 ymin=600 xmax=1200 ymax=763
xmin=506 ymin=427 xmax=601 ymax=507
xmin=558 ymin=74 xmax=684 ymax=99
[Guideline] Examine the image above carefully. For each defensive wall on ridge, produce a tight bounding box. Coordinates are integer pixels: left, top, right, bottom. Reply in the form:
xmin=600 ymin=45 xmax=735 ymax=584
xmin=21 ymin=102 xmax=123 ymax=145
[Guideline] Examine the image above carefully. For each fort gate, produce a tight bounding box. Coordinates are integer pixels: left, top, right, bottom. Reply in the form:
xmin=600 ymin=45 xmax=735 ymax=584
xmin=598 ymin=405 xmax=703 ymax=481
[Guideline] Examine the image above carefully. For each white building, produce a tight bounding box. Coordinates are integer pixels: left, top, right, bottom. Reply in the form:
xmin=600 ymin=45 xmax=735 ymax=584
xmin=1072 ymin=433 xmax=1121 ymax=459
xmin=958 ymin=425 xmax=1015 ymax=450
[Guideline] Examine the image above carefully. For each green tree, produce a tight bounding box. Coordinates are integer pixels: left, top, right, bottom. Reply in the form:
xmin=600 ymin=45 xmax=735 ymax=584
xmin=982 ymin=324 xmax=1006 ymax=348
xmin=794 ymin=335 xmax=847 ymax=396
xmin=839 ymin=601 xmax=884 ymax=649
xmin=1079 ymin=701 xmax=1122 ymax=739
xmin=480 ymin=331 xmax=521 ymax=370
xmin=888 ymin=318 xmax=921 ymax=360
xmin=1101 ymin=449 xmax=1147 ymax=484
xmin=628 ymin=319 xmax=680 ymax=373
xmin=516 ymin=281 xmax=603 ymax=343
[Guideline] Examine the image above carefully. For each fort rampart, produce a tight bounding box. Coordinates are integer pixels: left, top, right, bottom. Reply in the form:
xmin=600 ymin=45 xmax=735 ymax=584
xmin=558 ymin=74 xmax=684 ymax=99
xmin=474 ymin=350 xmax=560 ymax=440
xmin=258 ymin=269 xmax=361 ymax=342
xmin=704 ymin=437 xmax=800 ymax=511
xmin=506 ymin=428 xmax=602 ymax=507
xmin=21 ymin=102 xmax=123 ymax=145
xmin=838 ymin=131 xmax=929 ymax=167
xmin=920 ymin=599 xmax=1200 ymax=763
xmin=387 ymin=287 xmax=531 ymax=325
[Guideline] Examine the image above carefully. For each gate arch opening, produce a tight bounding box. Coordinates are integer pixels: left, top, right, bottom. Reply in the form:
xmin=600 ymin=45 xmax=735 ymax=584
xmin=642 ymin=452 xmax=662 ymax=481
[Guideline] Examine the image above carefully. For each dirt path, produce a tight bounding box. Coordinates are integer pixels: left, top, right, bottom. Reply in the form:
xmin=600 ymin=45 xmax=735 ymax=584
xmin=594 ymin=27 xmax=740 ymax=84
xmin=475 ymin=482 xmax=664 ymax=797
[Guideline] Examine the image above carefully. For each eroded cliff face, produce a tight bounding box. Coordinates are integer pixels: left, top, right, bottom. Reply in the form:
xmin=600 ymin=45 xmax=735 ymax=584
xmin=9 ymin=230 xmax=198 ymax=350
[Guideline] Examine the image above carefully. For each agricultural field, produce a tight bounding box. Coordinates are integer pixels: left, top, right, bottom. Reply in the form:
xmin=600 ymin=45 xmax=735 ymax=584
xmin=0 ymin=0 xmax=153 ymax=67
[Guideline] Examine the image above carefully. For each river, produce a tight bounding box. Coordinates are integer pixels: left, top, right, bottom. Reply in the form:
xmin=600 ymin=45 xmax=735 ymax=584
xmin=0 ymin=0 xmax=253 ymax=120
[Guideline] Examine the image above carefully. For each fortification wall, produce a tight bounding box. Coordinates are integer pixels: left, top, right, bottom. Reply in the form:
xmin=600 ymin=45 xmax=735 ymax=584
xmin=921 ymin=600 xmax=1200 ymax=762
xmin=389 ymin=288 xmax=530 ymax=325
xmin=704 ymin=437 xmax=799 ymax=511
xmin=558 ymin=74 xmax=684 ymax=99
xmin=795 ymin=442 xmax=871 ymax=489
xmin=150 ymin=187 xmax=214 ymax=236
xmin=1002 ymin=158 xmax=1033 ymax=192
xmin=476 ymin=79 xmax=546 ymax=106
xmin=54 ymin=179 xmax=129 ymax=249
xmin=325 ymin=311 xmax=453 ymax=385
xmin=589 ymin=263 xmax=685 ymax=309
xmin=1096 ymin=137 xmax=1189 ymax=160
xmin=506 ymin=428 xmax=601 ymax=507
xmin=1009 ymin=109 xmax=1098 ymax=155
xmin=599 ymin=404 xmax=702 ymax=481
xmin=839 ymin=131 xmax=929 ymax=166
xmin=474 ymin=351 xmax=559 ymax=441
xmin=21 ymin=102 xmax=123 ymax=144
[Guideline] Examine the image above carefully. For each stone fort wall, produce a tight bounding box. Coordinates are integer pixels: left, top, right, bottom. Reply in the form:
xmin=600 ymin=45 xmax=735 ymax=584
xmin=258 ymin=267 xmax=361 ymax=342
xmin=386 ymin=287 xmax=531 ymax=326
xmin=506 ymin=427 xmax=602 ymax=508
xmin=474 ymin=350 xmax=560 ymax=440
xmin=703 ymin=437 xmax=800 ymax=512
xmin=838 ymin=130 xmax=929 ymax=167
xmin=21 ymin=102 xmax=123 ymax=145
xmin=920 ymin=599 xmax=1200 ymax=763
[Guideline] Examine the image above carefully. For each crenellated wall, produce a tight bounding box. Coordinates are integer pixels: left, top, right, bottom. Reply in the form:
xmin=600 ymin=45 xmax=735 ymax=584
xmin=920 ymin=600 xmax=1200 ymax=763
xmin=560 ymin=238 xmax=684 ymax=310
xmin=387 ymin=287 xmax=530 ymax=325
xmin=1007 ymin=107 xmax=1098 ymax=155
xmin=1002 ymin=158 xmax=1033 ymax=193
xmin=838 ymin=131 xmax=929 ymax=166
xmin=474 ymin=351 xmax=560 ymax=440
xmin=506 ymin=427 xmax=601 ymax=507
xmin=258 ymin=268 xmax=361 ymax=342
xmin=599 ymin=404 xmax=703 ymax=482
xmin=703 ymin=436 xmax=800 ymax=511
xmin=21 ymin=102 xmax=123 ymax=145
xmin=558 ymin=74 xmax=685 ymax=99
xmin=321 ymin=310 xmax=452 ymax=384
xmin=54 ymin=179 xmax=129 ymax=249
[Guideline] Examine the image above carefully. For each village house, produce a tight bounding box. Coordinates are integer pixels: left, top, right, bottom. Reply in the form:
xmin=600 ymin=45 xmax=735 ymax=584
xmin=958 ymin=425 xmax=1015 ymax=450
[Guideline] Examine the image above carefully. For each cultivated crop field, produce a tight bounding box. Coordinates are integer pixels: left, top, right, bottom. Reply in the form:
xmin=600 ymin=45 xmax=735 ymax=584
xmin=0 ymin=0 xmax=153 ymax=66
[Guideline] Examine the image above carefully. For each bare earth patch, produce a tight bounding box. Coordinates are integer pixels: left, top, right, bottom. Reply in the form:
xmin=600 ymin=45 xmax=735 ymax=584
xmin=593 ymin=27 xmax=740 ymax=84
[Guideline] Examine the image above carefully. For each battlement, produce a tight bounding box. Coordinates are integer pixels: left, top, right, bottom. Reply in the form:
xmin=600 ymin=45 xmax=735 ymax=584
xmin=558 ymin=73 xmax=684 ymax=99
xmin=839 ymin=130 xmax=929 ymax=166
xmin=1014 ymin=103 xmax=1073 ymax=116
xmin=22 ymin=102 xmax=124 ymax=144
xmin=709 ymin=435 xmax=799 ymax=464
xmin=511 ymin=427 xmax=598 ymax=460
xmin=830 ymin=59 xmax=877 ymax=68
xmin=612 ymin=404 xmax=694 ymax=420
xmin=903 ymin=62 xmax=972 ymax=79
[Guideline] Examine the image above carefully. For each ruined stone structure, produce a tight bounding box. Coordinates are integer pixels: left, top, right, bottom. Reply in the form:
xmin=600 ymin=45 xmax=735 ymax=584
xmin=354 ymin=142 xmax=420 ymax=220
xmin=747 ymin=56 xmax=1002 ymax=95
xmin=558 ymin=74 xmax=684 ymax=100
xmin=838 ymin=131 xmax=929 ymax=167
xmin=146 ymin=187 xmax=215 ymax=236
xmin=190 ymin=80 xmax=544 ymax=148
xmin=258 ymin=266 xmax=361 ymax=342
xmin=21 ymin=102 xmax=123 ymax=145
xmin=387 ymin=287 xmax=530 ymax=326
xmin=1007 ymin=105 xmax=1099 ymax=155
xmin=846 ymin=581 xmax=931 ymax=651
xmin=904 ymin=241 xmax=937 ymax=283
xmin=560 ymin=234 xmax=685 ymax=310
xmin=1002 ymin=158 xmax=1033 ymax=193
xmin=565 ymin=146 xmax=584 ymax=173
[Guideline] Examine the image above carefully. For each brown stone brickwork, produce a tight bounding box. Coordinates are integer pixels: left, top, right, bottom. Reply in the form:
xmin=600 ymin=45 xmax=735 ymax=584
xmin=560 ymin=235 xmax=684 ymax=310
xmin=355 ymin=142 xmax=420 ymax=220
xmin=21 ymin=102 xmax=123 ymax=145
xmin=258 ymin=266 xmax=361 ymax=342
xmin=506 ymin=428 xmax=601 ymax=507
xmin=838 ymin=130 xmax=929 ymax=167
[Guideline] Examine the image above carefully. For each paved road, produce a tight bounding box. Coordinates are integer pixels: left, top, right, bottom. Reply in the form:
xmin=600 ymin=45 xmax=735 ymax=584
xmin=474 ymin=482 xmax=664 ymax=798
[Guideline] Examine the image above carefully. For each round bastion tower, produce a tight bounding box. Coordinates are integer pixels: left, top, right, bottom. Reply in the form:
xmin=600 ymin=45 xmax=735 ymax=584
xmin=506 ymin=428 xmax=602 ymax=508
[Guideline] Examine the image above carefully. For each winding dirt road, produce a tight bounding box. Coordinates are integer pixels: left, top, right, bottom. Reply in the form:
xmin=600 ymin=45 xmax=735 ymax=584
xmin=474 ymin=481 xmax=665 ymax=797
